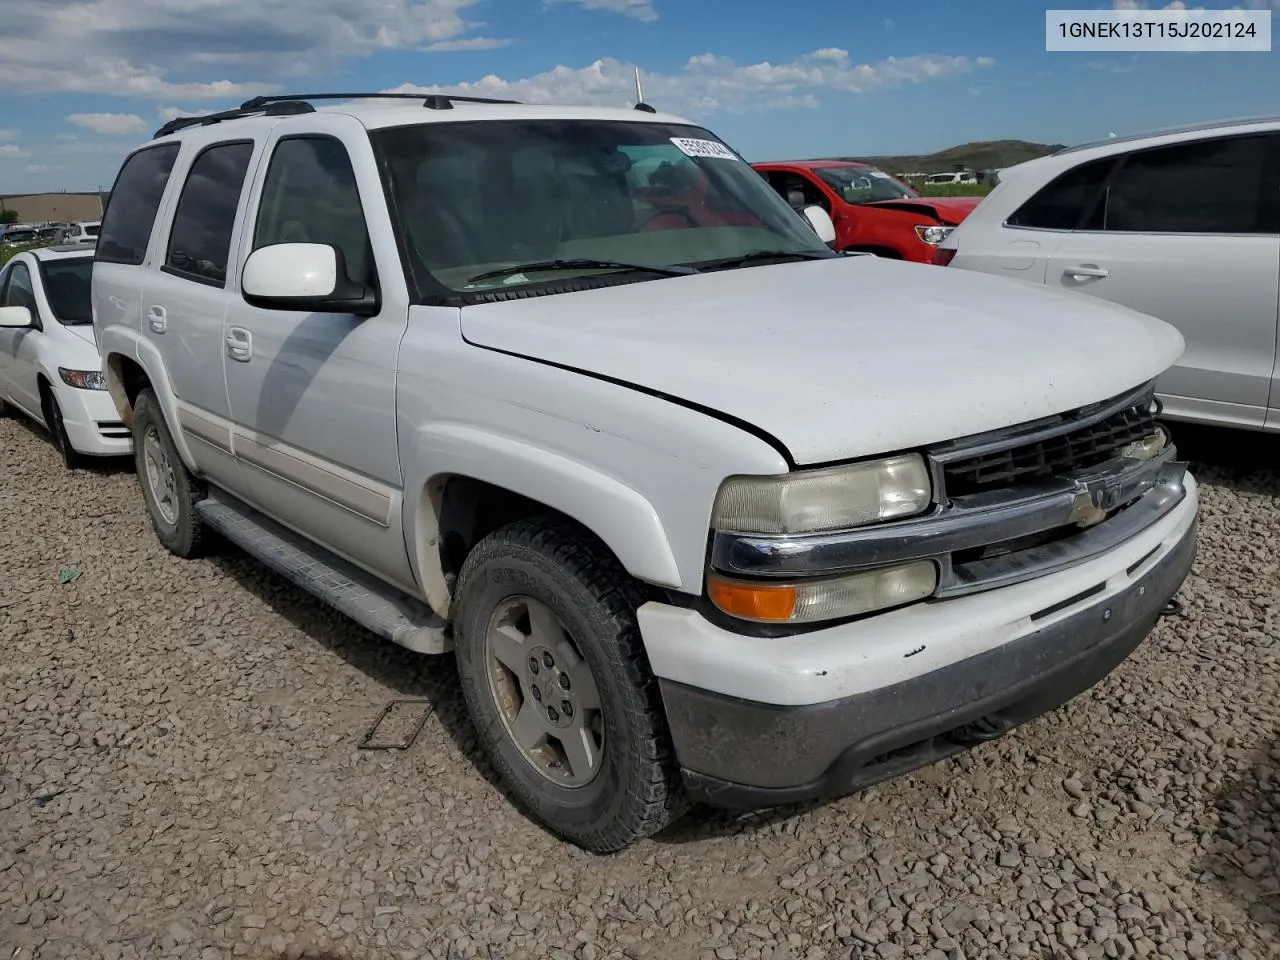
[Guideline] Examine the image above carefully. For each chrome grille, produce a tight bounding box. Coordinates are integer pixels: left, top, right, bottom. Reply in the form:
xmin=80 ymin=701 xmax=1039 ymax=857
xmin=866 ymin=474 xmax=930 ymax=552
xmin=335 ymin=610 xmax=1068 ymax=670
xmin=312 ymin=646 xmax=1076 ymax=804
xmin=941 ymin=402 xmax=1155 ymax=497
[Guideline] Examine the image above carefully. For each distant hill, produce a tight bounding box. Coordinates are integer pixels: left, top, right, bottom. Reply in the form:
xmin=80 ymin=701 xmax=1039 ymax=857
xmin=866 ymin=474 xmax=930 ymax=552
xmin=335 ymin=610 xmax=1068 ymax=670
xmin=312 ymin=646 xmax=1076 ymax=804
xmin=825 ymin=140 xmax=1066 ymax=175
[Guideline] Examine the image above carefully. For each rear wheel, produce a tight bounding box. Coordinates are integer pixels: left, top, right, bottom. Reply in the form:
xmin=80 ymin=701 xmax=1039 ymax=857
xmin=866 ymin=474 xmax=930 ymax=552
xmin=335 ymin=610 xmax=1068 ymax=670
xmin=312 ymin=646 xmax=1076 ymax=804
xmin=453 ymin=517 xmax=686 ymax=852
xmin=41 ymin=387 xmax=90 ymax=471
xmin=132 ymin=388 xmax=208 ymax=558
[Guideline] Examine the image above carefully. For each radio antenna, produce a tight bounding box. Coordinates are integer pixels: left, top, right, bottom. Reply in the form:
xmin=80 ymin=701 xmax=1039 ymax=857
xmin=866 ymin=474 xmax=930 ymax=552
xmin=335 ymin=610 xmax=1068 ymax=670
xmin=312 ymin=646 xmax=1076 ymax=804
xmin=633 ymin=66 xmax=656 ymax=113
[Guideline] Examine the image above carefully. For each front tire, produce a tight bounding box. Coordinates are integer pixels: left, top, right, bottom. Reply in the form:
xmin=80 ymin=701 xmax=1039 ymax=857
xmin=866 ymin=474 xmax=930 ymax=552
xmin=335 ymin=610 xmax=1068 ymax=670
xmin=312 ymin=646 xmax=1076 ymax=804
xmin=42 ymin=388 xmax=90 ymax=471
xmin=453 ymin=517 xmax=687 ymax=852
xmin=132 ymin=388 xmax=207 ymax=558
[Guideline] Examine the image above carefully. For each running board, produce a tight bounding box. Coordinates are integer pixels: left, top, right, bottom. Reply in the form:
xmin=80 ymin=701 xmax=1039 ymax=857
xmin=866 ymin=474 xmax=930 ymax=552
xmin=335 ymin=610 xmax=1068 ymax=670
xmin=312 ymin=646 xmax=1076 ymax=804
xmin=194 ymin=492 xmax=451 ymax=655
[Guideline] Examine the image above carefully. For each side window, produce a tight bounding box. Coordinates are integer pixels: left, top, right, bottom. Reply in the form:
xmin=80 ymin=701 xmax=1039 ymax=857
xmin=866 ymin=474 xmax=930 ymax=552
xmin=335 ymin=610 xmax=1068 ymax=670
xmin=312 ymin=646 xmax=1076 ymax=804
xmin=1006 ymin=156 xmax=1116 ymax=231
xmin=1100 ymin=134 xmax=1271 ymax=234
xmin=253 ymin=137 xmax=374 ymax=288
xmin=773 ymin=173 xmax=829 ymax=213
xmin=96 ymin=144 xmax=181 ymax=265
xmin=164 ymin=141 xmax=254 ymax=286
xmin=4 ymin=264 xmax=37 ymax=312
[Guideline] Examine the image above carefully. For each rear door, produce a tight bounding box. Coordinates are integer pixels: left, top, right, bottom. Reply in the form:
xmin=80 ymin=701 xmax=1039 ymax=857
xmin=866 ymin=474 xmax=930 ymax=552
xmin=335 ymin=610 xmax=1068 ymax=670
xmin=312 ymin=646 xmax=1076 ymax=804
xmin=144 ymin=137 xmax=259 ymax=489
xmin=1044 ymin=131 xmax=1280 ymax=428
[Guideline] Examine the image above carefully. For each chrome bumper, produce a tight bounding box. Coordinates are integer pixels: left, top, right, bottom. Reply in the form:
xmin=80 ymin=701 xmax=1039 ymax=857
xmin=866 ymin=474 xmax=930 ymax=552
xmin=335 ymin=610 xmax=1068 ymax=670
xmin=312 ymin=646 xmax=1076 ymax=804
xmin=711 ymin=445 xmax=1188 ymax=599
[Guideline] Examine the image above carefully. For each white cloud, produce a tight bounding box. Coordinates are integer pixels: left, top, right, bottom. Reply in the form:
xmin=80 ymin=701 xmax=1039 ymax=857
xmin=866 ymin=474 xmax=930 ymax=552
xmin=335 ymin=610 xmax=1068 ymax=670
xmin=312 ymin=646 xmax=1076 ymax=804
xmin=548 ymin=0 xmax=659 ymax=21
xmin=388 ymin=49 xmax=994 ymax=116
xmin=0 ymin=145 xmax=28 ymax=158
xmin=0 ymin=130 xmax=16 ymax=142
xmin=67 ymin=112 xmax=148 ymax=135
xmin=24 ymin=165 xmax=51 ymax=173
xmin=0 ymin=0 xmax=505 ymax=98
xmin=424 ymin=37 xmax=515 ymax=51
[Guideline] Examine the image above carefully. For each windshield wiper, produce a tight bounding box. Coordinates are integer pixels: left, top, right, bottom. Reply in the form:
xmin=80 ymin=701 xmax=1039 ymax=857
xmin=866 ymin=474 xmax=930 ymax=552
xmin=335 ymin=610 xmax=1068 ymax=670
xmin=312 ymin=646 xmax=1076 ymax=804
xmin=466 ymin=258 xmax=698 ymax=286
xmin=693 ymin=249 xmax=837 ymax=272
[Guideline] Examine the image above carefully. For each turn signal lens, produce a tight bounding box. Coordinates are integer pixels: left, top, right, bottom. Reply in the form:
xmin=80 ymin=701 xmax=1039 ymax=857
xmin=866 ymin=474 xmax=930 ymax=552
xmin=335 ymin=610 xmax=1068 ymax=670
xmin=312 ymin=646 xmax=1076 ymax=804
xmin=708 ymin=561 xmax=938 ymax=624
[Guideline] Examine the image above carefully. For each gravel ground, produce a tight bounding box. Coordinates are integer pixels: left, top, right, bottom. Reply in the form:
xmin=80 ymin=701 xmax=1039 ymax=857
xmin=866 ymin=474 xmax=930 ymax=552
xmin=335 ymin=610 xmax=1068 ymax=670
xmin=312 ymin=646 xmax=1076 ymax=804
xmin=2 ymin=413 xmax=1279 ymax=960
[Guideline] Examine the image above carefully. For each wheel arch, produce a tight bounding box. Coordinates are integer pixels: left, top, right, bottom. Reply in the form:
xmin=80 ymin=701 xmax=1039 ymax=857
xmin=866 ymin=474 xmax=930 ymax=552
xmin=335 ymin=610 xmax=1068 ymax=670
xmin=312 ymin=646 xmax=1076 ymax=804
xmin=404 ymin=426 xmax=684 ymax=619
xmin=101 ymin=335 xmax=201 ymax=471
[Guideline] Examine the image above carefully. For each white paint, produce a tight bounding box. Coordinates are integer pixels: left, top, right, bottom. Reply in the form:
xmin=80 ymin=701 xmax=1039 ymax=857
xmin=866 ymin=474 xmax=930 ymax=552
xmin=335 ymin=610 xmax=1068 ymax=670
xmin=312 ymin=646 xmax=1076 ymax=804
xmin=0 ymin=306 xmax=33 ymax=328
xmin=241 ymin=243 xmax=339 ymax=300
xmin=802 ymin=205 xmax=837 ymax=244
xmin=460 ymin=254 xmax=1184 ymax=465
xmin=641 ymin=474 xmax=1198 ymax=706
xmin=669 ymin=137 xmax=739 ymax=161
xmin=0 ymin=249 xmax=131 ymax=457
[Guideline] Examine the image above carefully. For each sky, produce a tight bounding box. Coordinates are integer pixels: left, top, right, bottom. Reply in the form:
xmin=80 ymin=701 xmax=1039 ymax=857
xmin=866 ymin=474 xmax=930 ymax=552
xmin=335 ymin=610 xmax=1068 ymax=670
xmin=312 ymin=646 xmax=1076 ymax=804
xmin=0 ymin=0 xmax=1277 ymax=194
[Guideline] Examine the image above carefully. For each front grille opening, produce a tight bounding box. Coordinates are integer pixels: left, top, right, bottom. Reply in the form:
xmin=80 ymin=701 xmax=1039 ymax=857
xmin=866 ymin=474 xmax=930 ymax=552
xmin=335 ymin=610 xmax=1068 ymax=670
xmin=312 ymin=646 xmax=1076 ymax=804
xmin=943 ymin=402 xmax=1155 ymax=496
xmin=951 ymin=524 xmax=1078 ymax=567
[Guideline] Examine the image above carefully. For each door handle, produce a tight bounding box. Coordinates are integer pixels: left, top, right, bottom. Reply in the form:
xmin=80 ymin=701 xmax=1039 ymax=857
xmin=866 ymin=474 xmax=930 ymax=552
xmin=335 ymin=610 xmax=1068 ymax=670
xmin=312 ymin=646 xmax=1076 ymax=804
xmin=1065 ymin=264 xmax=1109 ymax=280
xmin=147 ymin=305 xmax=167 ymax=334
xmin=225 ymin=327 xmax=252 ymax=362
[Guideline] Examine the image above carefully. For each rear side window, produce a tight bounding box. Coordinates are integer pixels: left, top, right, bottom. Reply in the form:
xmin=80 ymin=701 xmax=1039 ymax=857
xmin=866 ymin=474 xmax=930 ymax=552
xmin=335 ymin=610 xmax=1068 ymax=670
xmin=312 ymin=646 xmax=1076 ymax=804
xmin=1006 ymin=156 xmax=1115 ymax=231
xmin=1100 ymin=134 xmax=1272 ymax=234
xmin=253 ymin=136 xmax=375 ymax=288
xmin=96 ymin=144 xmax=181 ymax=265
xmin=165 ymin=141 xmax=254 ymax=286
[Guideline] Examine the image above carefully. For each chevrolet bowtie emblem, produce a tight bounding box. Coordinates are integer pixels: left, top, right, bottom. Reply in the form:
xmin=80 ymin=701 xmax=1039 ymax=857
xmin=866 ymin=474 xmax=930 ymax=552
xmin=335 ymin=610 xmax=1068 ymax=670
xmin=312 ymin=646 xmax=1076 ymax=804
xmin=1071 ymin=490 xmax=1109 ymax=528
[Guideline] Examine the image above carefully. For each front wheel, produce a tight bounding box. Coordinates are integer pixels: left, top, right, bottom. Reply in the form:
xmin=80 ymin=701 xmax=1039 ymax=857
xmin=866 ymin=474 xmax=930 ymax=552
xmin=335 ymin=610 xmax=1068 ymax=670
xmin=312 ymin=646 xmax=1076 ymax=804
xmin=42 ymin=388 xmax=90 ymax=471
xmin=132 ymin=388 xmax=208 ymax=558
xmin=452 ymin=517 xmax=687 ymax=852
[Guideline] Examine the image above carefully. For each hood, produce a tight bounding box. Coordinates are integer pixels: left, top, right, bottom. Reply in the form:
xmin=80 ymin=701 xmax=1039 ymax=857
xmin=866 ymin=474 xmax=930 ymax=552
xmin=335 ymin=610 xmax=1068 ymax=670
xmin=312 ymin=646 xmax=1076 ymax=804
xmin=863 ymin=196 xmax=983 ymax=224
xmin=460 ymin=256 xmax=1183 ymax=466
xmin=63 ymin=323 xmax=97 ymax=347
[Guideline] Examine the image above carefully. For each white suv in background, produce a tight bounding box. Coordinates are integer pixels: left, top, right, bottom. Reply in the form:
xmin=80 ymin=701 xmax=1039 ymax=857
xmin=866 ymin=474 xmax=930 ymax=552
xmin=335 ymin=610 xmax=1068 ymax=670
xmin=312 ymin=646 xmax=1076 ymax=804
xmin=92 ymin=92 xmax=1196 ymax=852
xmin=935 ymin=116 xmax=1280 ymax=433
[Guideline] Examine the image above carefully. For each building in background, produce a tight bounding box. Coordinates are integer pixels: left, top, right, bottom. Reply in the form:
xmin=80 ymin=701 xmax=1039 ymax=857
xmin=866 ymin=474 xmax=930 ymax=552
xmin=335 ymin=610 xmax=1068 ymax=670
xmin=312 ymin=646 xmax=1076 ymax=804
xmin=0 ymin=192 xmax=108 ymax=224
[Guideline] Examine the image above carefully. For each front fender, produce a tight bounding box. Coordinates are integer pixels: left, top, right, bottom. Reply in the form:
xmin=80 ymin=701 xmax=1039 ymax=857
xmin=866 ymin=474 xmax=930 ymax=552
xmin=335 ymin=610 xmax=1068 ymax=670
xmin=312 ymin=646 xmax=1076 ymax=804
xmin=102 ymin=328 xmax=201 ymax=474
xmin=402 ymin=423 xmax=683 ymax=618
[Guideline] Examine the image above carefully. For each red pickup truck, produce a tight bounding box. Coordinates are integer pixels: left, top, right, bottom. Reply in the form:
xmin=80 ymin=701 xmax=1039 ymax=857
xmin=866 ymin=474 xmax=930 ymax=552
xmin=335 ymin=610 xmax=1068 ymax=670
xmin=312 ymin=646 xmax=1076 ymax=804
xmin=752 ymin=160 xmax=982 ymax=263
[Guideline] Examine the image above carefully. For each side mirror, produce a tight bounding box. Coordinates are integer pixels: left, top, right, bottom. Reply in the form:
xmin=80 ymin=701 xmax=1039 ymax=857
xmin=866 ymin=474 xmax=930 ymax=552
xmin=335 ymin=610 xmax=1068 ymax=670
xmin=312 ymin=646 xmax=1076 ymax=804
xmin=242 ymin=242 xmax=378 ymax=317
xmin=0 ymin=305 xmax=33 ymax=328
xmin=801 ymin=205 xmax=837 ymax=246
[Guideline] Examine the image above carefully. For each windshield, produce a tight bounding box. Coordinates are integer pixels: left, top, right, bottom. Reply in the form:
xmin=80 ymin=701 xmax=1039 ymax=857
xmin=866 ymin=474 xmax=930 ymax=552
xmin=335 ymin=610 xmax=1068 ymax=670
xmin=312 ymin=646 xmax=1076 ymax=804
xmin=39 ymin=257 xmax=93 ymax=325
xmin=813 ymin=166 xmax=918 ymax=204
xmin=3 ymin=230 xmax=37 ymax=244
xmin=372 ymin=119 xmax=832 ymax=302
xmin=84 ymin=223 xmax=100 ymax=236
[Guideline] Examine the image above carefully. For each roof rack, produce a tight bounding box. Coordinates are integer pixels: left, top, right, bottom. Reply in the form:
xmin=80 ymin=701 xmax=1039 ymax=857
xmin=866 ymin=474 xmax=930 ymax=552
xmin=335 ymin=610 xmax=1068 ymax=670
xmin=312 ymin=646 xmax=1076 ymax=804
xmin=153 ymin=91 xmax=524 ymax=138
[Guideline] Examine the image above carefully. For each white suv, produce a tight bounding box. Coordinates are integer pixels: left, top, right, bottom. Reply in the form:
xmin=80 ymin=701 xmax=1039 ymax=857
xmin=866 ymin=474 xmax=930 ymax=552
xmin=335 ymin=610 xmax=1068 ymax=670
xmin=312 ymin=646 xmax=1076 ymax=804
xmin=92 ymin=92 xmax=1198 ymax=852
xmin=934 ymin=116 xmax=1280 ymax=433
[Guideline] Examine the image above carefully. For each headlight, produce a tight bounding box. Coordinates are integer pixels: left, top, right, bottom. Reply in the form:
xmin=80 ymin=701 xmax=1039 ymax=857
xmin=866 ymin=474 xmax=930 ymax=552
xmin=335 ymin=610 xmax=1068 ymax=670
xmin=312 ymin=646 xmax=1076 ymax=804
xmin=57 ymin=367 xmax=108 ymax=391
xmin=711 ymin=454 xmax=932 ymax=535
xmin=708 ymin=562 xmax=938 ymax=624
xmin=914 ymin=224 xmax=955 ymax=245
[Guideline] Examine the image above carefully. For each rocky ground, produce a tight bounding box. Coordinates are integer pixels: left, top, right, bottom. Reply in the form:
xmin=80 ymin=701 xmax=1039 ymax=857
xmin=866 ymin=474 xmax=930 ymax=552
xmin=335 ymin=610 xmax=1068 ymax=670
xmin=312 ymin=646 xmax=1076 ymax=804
xmin=1 ymin=414 xmax=1278 ymax=960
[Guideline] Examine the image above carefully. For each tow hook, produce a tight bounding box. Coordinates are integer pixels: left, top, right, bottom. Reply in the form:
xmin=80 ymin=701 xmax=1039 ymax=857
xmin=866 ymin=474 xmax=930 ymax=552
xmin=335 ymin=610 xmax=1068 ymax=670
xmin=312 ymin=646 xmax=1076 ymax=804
xmin=1159 ymin=597 xmax=1183 ymax=619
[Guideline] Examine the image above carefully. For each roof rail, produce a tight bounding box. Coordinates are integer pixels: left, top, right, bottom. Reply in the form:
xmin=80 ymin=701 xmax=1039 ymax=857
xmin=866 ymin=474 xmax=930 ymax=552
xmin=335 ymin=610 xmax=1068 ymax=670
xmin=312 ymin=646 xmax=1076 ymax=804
xmin=153 ymin=100 xmax=313 ymax=139
xmin=152 ymin=91 xmax=524 ymax=138
xmin=240 ymin=92 xmax=522 ymax=112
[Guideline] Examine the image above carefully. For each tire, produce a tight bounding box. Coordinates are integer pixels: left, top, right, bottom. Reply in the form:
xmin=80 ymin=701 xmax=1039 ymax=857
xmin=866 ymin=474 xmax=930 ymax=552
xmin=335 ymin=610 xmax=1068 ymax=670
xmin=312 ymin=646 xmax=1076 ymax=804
xmin=132 ymin=388 xmax=207 ymax=558
xmin=453 ymin=516 xmax=687 ymax=852
xmin=41 ymin=387 xmax=90 ymax=471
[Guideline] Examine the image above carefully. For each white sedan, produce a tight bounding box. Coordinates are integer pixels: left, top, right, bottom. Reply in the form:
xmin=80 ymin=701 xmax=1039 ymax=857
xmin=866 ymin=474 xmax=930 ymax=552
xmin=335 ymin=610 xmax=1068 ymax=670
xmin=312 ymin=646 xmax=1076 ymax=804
xmin=0 ymin=244 xmax=131 ymax=468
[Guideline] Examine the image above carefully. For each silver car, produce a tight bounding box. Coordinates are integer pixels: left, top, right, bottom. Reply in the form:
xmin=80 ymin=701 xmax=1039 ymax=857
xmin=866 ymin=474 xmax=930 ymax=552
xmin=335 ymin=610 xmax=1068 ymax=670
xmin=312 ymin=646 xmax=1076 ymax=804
xmin=935 ymin=115 xmax=1280 ymax=433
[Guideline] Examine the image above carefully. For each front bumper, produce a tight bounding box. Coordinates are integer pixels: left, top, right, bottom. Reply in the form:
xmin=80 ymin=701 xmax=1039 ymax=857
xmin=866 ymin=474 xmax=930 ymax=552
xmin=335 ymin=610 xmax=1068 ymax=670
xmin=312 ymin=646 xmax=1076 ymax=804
xmin=54 ymin=383 xmax=132 ymax=456
xmin=650 ymin=488 xmax=1197 ymax=809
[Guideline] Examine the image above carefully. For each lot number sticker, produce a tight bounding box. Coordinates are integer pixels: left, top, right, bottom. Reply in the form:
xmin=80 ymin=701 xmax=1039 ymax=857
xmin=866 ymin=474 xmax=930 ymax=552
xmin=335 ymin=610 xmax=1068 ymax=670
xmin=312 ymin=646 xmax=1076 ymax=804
xmin=670 ymin=137 xmax=740 ymax=161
